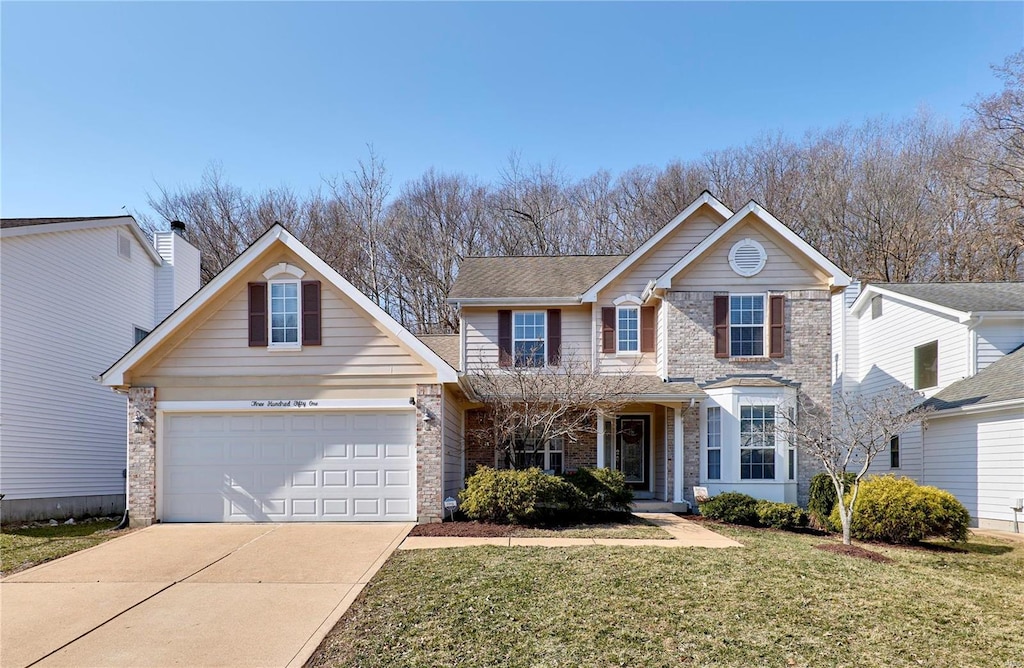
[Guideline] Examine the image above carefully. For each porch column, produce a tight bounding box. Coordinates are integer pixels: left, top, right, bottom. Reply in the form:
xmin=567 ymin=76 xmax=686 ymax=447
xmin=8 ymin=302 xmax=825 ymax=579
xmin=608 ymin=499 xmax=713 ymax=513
xmin=596 ymin=413 xmax=605 ymax=468
xmin=673 ymin=404 xmax=684 ymax=503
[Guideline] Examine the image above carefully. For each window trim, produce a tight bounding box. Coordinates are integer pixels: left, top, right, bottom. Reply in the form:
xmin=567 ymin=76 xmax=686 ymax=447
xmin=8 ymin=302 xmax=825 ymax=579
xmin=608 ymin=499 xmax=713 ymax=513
xmin=268 ymin=278 xmax=302 ymax=350
xmin=729 ymin=293 xmax=768 ymax=358
xmin=706 ymin=406 xmax=722 ymax=481
xmin=616 ymin=305 xmax=641 ymax=355
xmin=512 ymin=310 xmax=547 ymax=368
xmin=890 ymin=435 xmax=901 ymax=469
xmin=739 ymin=404 xmax=776 ymax=480
xmin=509 ymin=434 xmax=564 ymax=474
xmin=914 ymin=340 xmax=939 ymax=390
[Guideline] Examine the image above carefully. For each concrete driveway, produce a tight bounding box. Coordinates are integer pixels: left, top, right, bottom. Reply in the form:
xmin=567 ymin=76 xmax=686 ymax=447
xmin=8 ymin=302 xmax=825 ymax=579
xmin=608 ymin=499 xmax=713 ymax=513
xmin=1 ymin=523 xmax=412 ymax=668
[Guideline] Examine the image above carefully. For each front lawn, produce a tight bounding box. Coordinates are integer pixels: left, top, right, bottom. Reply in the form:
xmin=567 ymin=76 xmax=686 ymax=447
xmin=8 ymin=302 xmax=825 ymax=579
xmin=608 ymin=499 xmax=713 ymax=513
xmin=309 ymin=524 xmax=1024 ymax=667
xmin=0 ymin=520 xmax=121 ymax=576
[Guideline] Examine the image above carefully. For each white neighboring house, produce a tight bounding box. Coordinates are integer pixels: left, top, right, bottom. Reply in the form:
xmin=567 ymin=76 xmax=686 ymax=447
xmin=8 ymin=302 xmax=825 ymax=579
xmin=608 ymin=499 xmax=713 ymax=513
xmin=837 ymin=282 xmax=1024 ymax=532
xmin=0 ymin=216 xmax=200 ymax=522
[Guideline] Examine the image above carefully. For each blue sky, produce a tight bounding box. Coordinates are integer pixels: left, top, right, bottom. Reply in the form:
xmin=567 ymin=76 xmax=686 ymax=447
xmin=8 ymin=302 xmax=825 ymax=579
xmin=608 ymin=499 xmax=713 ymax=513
xmin=2 ymin=2 xmax=1021 ymax=218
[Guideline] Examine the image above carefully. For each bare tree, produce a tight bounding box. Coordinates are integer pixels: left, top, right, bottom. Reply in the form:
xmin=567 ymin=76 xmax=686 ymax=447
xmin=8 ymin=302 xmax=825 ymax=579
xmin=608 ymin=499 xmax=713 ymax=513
xmin=464 ymin=353 xmax=644 ymax=471
xmin=778 ymin=387 xmax=930 ymax=545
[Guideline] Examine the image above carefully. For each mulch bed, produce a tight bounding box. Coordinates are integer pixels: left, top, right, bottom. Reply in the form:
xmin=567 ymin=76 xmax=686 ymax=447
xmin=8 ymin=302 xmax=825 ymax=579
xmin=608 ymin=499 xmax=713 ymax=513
xmin=814 ymin=543 xmax=894 ymax=563
xmin=409 ymin=521 xmax=518 ymax=538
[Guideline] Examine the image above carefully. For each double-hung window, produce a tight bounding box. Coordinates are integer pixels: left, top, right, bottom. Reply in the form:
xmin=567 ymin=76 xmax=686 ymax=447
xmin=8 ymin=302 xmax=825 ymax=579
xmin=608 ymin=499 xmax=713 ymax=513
xmin=730 ymin=295 xmax=765 ymax=357
xmin=914 ymin=341 xmax=938 ymax=390
xmin=269 ymin=280 xmax=300 ymax=346
xmin=617 ymin=306 xmax=639 ymax=353
xmin=740 ymin=405 xmax=775 ymax=480
xmin=513 ymin=311 xmax=546 ymax=367
xmin=512 ymin=433 xmax=563 ymax=474
xmin=706 ymin=407 xmax=722 ymax=480
xmin=890 ymin=435 xmax=901 ymax=469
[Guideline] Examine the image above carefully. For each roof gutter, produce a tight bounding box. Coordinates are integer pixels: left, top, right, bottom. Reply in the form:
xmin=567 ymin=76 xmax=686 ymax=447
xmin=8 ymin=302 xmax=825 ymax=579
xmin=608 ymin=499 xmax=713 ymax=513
xmin=926 ymin=398 xmax=1024 ymax=418
xmin=448 ymin=297 xmax=582 ymax=307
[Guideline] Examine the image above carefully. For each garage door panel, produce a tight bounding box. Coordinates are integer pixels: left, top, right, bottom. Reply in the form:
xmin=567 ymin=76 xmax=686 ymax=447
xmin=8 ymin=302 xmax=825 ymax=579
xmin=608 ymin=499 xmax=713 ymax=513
xmin=162 ymin=410 xmax=416 ymax=522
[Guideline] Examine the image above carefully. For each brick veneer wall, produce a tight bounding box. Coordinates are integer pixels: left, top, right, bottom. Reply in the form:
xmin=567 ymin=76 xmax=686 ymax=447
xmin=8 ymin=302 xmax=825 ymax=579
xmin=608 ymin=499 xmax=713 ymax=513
xmin=464 ymin=407 xmax=597 ymax=474
xmin=666 ymin=290 xmax=833 ymax=506
xmin=416 ymin=384 xmax=444 ymax=523
xmin=127 ymin=386 xmax=157 ymax=527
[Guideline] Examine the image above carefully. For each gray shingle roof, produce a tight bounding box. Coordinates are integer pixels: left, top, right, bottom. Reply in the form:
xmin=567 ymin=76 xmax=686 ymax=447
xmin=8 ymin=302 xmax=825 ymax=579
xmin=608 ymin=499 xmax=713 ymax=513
xmin=417 ymin=334 xmax=460 ymax=371
xmin=874 ymin=282 xmax=1024 ymax=313
xmin=924 ymin=345 xmax=1024 ymax=411
xmin=449 ymin=255 xmax=626 ymax=300
xmin=0 ymin=216 xmax=128 ymax=229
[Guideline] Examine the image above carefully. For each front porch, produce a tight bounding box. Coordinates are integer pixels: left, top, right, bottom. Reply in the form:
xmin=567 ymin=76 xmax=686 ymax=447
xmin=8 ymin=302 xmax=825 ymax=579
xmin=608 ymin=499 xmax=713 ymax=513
xmin=464 ymin=401 xmax=703 ymax=507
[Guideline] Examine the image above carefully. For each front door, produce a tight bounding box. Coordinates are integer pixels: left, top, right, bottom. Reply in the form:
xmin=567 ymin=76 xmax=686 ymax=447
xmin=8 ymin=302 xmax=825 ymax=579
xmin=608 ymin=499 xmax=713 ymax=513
xmin=615 ymin=415 xmax=650 ymax=490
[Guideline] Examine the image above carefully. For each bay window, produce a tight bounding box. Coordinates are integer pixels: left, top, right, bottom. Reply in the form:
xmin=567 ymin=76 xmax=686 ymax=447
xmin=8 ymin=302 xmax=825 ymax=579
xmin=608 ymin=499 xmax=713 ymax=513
xmin=740 ymin=405 xmax=776 ymax=480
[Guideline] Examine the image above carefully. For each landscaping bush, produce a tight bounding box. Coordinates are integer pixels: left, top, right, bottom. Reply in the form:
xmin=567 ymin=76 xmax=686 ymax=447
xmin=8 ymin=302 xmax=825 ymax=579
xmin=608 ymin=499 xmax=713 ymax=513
xmin=808 ymin=471 xmax=856 ymax=529
xmin=830 ymin=475 xmax=971 ymax=544
xmin=561 ymin=467 xmax=633 ymax=513
xmin=698 ymin=492 xmax=759 ymax=526
xmin=755 ymin=500 xmax=809 ymax=530
xmin=459 ymin=467 xmax=583 ymax=524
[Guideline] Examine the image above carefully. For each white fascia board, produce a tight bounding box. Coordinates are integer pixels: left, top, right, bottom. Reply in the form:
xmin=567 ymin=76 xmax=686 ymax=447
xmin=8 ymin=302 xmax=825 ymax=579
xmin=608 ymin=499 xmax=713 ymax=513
xmin=102 ymin=225 xmax=458 ymax=386
xmin=850 ymin=285 xmax=970 ymax=322
xmin=157 ymin=399 xmax=416 ymax=412
xmin=927 ymin=398 xmax=1024 ymax=418
xmin=654 ymin=201 xmax=852 ymax=289
xmin=581 ymin=192 xmax=734 ymax=302
xmin=447 ymin=297 xmax=581 ymax=306
xmin=1 ymin=216 xmax=164 ymax=265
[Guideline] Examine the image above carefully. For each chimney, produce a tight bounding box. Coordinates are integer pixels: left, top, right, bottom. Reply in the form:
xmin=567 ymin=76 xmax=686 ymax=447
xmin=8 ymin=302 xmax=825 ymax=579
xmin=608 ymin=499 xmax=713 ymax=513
xmin=169 ymin=220 xmax=187 ymax=237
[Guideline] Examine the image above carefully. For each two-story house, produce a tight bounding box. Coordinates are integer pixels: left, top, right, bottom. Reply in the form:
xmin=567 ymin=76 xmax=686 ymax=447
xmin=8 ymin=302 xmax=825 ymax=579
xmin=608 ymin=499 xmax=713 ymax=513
xmin=97 ymin=195 xmax=850 ymax=526
xmin=838 ymin=282 xmax=1024 ymax=531
xmin=1 ymin=216 xmax=199 ymax=521
xmin=449 ymin=192 xmax=851 ymax=509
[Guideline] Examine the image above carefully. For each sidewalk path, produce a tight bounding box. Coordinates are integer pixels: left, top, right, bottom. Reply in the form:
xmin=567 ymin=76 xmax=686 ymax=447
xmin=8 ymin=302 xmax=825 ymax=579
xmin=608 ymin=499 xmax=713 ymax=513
xmin=398 ymin=513 xmax=742 ymax=550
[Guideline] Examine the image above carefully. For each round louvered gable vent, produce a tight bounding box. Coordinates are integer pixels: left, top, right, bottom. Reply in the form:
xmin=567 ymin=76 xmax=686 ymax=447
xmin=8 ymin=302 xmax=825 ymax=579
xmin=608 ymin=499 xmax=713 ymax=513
xmin=728 ymin=238 xmax=767 ymax=276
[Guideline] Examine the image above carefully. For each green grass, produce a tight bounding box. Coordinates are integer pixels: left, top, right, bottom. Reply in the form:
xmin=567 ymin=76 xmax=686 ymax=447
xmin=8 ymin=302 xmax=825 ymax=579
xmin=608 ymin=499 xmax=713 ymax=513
xmin=1 ymin=521 xmax=120 ymax=576
xmin=309 ymin=525 xmax=1024 ymax=668
xmin=513 ymin=516 xmax=670 ymax=539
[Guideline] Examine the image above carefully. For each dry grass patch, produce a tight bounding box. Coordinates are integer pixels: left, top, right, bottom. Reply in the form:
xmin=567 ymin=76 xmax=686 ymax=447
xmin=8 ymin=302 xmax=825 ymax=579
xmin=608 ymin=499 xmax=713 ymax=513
xmin=1 ymin=520 xmax=120 ymax=576
xmin=309 ymin=524 xmax=1023 ymax=668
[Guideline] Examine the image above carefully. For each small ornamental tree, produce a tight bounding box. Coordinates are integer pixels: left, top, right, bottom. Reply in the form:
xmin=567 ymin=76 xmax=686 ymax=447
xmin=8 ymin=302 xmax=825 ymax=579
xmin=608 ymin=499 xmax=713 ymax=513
xmin=778 ymin=386 xmax=929 ymax=545
xmin=466 ymin=351 xmax=643 ymax=472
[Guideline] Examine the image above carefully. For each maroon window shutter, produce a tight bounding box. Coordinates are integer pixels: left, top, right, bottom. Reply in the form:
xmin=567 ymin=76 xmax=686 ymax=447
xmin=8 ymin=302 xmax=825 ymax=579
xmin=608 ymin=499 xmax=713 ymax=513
xmin=769 ymin=295 xmax=785 ymax=358
xmin=714 ymin=295 xmax=729 ymax=358
xmin=498 ymin=310 xmax=512 ymax=367
xmin=248 ymin=282 xmax=268 ymax=347
xmin=547 ymin=309 xmax=561 ymax=366
xmin=601 ymin=307 xmax=616 ymax=353
xmin=640 ymin=306 xmax=656 ymax=353
xmin=301 ymin=280 xmax=322 ymax=346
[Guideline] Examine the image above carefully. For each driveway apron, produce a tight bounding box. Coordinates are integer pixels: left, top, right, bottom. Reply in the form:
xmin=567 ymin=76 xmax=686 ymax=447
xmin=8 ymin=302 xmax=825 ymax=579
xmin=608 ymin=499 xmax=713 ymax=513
xmin=1 ymin=523 xmax=412 ymax=668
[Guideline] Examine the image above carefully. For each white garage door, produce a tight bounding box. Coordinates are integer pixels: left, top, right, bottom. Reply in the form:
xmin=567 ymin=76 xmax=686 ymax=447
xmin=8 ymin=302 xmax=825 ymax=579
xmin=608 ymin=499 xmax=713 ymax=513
xmin=161 ymin=411 xmax=416 ymax=522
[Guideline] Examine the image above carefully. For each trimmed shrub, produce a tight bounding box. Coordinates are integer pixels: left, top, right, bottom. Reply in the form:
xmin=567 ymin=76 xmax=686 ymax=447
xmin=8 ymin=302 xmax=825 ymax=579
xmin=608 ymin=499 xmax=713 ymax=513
xmin=808 ymin=471 xmax=857 ymax=529
xmin=699 ymin=492 xmax=759 ymax=526
xmin=830 ymin=475 xmax=971 ymax=544
xmin=459 ymin=467 xmax=583 ymax=524
xmin=755 ymin=500 xmax=809 ymax=530
xmin=562 ymin=467 xmax=633 ymax=513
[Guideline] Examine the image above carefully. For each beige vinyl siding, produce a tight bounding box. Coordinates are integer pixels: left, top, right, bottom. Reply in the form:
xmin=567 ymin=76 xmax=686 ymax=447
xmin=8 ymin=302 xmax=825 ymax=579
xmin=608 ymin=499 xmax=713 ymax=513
xmin=442 ymin=387 xmax=466 ymax=502
xmin=462 ymin=305 xmax=591 ymax=371
xmin=668 ymin=218 xmax=830 ymax=290
xmin=133 ymin=248 xmax=438 ymax=384
xmin=0 ymin=225 xmax=159 ymax=500
xmin=594 ymin=212 xmax=723 ymax=376
xmin=923 ymin=410 xmax=1024 ymax=525
xmin=602 ymin=211 xmax=724 ymax=298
